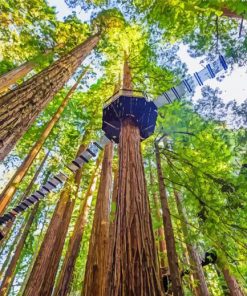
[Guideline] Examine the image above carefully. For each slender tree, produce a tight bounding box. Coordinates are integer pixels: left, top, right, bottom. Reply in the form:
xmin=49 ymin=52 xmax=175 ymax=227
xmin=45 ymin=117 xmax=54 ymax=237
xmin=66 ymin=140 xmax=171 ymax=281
xmin=217 ymin=258 xmax=245 ymax=296
xmin=0 ymin=67 xmax=89 ymax=215
xmin=18 ymin=202 xmax=50 ymax=295
xmin=0 ymin=151 xmax=50 ymax=243
xmin=0 ymin=61 xmax=35 ymax=93
xmin=83 ymin=142 xmax=113 ymax=296
xmin=174 ymin=190 xmax=209 ymax=296
xmin=0 ymin=46 xmax=63 ymax=94
xmin=0 ymin=33 xmax=99 ymax=160
xmin=23 ymin=183 xmax=72 ymax=296
xmin=155 ymin=142 xmax=184 ymax=296
xmin=54 ymin=155 xmax=102 ymax=296
xmin=0 ymin=206 xmax=38 ymax=296
xmin=107 ymin=59 xmax=163 ymax=295
xmin=149 ymin=159 xmax=167 ymax=271
xmin=23 ymin=135 xmax=90 ymax=296
xmin=106 ymin=165 xmax=118 ymax=281
xmin=0 ymin=152 xmax=49 ymax=284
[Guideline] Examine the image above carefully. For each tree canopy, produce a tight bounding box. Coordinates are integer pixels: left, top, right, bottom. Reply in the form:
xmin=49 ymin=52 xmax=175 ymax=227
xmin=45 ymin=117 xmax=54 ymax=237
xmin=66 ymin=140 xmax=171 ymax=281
xmin=0 ymin=1 xmax=246 ymax=295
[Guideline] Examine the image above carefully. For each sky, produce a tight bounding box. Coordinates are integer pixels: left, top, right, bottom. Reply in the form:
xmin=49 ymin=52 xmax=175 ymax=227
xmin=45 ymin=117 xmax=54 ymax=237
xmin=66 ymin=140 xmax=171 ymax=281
xmin=48 ymin=0 xmax=247 ymax=104
xmin=0 ymin=0 xmax=246 ymax=189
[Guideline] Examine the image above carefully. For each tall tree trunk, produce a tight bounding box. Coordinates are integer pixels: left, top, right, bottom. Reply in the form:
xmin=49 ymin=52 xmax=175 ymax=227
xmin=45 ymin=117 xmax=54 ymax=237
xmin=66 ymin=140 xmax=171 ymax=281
xmin=0 ymin=68 xmax=89 ymax=214
xmin=155 ymin=142 xmax=184 ymax=296
xmin=221 ymin=266 xmax=245 ymax=296
xmin=0 ymin=152 xmax=49 ymax=291
xmin=107 ymin=118 xmax=163 ymax=295
xmin=0 ymin=203 xmax=39 ymax=296
xmin=0 ymin=46 xmax=62 ymax=94
xmin=54 ymin=156 xmax=102 ymax=296
xmin=18 ymin=204 xmax=49 ymax=295
xmin=105 ymin=166 xmax=118 ymax=289
xmin=23 ymin=183 xmax=72 ymax=296
xmin=83 ymin=142 xmax=113 ymax=296
xmin=174 ymin=191 xmax=209 ymax=296
xmin=0 ymin=33 xmax=99 ymax=161
xmin=41 ymin=138 xmax=96 ymax=296
xmin=149 ymin=159 xmax=167 ymax=271
xmin=0 ymin=62 xmax=34 ymax=94
xmin=23 ymin=138 xmax=89 ymax=296
xmin=215 ymin=266 xmax=230 ymax=295
xmin=0 ymin=151 xmax=50 ymax=243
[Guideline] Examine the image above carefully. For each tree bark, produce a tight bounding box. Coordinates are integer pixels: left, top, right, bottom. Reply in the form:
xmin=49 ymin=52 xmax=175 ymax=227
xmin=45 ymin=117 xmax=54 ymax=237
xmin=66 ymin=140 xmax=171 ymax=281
xmin=0 ymin=46 xmax=62 ymax=94
xmin=0 ymin=151 xmax=50 ymax=243
xmin=107 ymin=166 xmax=118 ymax=273
xmin=0 ymin=152 xmax=49 ymax=291
xmin=83 ymin=142 xmax=113 ymax=296
xmin=174 ymin=191 xmax=209 ymax=296
xmin=23 ymin=138 xmax=89 ymax=296
xmin=0 ymin=33 xmax=99 ymax=161
xmin=0 ymin=62 xmax=34 ymax=94
xmin=23 ymin=183 xmax=71 ymax=296
xmin=155 ymin=142 xmax=184 ymax=296
xmin=107 ymin=118 xmax=163 ymax=296
xmin=149 ymin=159 xmax=167 ymax=270
xmin=53 ymin=154 xmax=102 ymax=296
xmin=18 ymin=204 xmax=49 ymax=295
xmin=0 ymin=203 xmax=39 ymax=296
xmin=221 ymin=267 xmax=245 ymax=296
xmin=0 ymin=67 xmax=89 ymax=214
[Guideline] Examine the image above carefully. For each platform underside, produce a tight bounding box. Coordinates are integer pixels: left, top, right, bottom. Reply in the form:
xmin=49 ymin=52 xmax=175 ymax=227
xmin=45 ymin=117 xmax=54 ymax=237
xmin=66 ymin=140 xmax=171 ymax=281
xmin=102 ymin=96 xmax=158 ymax=143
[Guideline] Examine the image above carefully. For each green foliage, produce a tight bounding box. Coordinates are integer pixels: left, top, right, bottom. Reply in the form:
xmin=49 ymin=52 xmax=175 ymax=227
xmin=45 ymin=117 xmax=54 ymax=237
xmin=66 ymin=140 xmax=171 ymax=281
xmin=0 ymin=1 xmax=247 ymax=294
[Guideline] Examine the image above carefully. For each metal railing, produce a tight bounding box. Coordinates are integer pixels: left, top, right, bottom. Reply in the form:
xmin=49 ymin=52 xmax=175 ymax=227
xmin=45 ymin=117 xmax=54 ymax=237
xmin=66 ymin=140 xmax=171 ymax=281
xmin=104 ymin=89 xmax=145 ymax=108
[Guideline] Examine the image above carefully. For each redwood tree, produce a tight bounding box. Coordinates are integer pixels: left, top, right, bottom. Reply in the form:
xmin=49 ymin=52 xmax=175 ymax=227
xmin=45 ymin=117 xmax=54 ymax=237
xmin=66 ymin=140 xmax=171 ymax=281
xmin=23 ymin=137 xmax=89 ymax=296
xmin=54 ymin=154 xmax=102 ymax=296
xmin=155 ymin=142 xmax=184 ymax=296
xmin=83 ymin=142 xmax=113 ymax=296
xmin=0 ymin=67 xmax=89 ymax=215
xmin=0 ymin=151 xmax=50 ymax=243
xmin=0 ymin=33 xmax=99 ymax=160
xmin=174 ymin=190 xmax=209 ymax=296
xmin=217 ymin=257 xmax=245 ymax=296
xmin=149 ymin=159 xmax=167 ymax=271
xmin=0 ymin=61 xmax=34 ymax=94
xmin=106 ymin=58 xmax=162 ymax=295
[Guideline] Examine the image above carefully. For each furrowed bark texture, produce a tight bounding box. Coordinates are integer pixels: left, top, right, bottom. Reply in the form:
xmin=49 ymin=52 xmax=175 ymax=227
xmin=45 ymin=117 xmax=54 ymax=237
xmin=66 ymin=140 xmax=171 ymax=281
xmin=0 ymin=68 xmax=88 ymax=215
xmin=0 ymin=33 xmax=99 ymax=160
xmin=107 ymin=118 xmax=163 ymax=296
xmin=149 ymin=161 xmax=167 ymax=270
xmin=0 ymin=151 xmax=50 ymax=243
xmin=23 ymin=185 xmax=72 ymax=296
xmin=123 ymin=54 xmax=133 ymax=90
xmin=23 ymin=140 xmax=88 ymax=296
xmin=83 ymin=142 xmax=113 ymax=296
xmin=54 ymin=155 xmax=102 ymax=296
xmin=41 ymin=195 xmax=75 ymax=296
xmin=18 ymin=204 xmax=49 ymax=295
xmin=0 ymin=152 xmax=49 ymax=292
xmin=0 ymin=203 xmax=39 ymax=296
xmin=0 ymin=61 xmax=34 ymax=93
xmin=155 ymin=143 xmax=184 ymax=296
xmin=174 ymin=191 xmax=209 ymax=296
xmin=107 ymin=167 xmax=118 ymax=274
